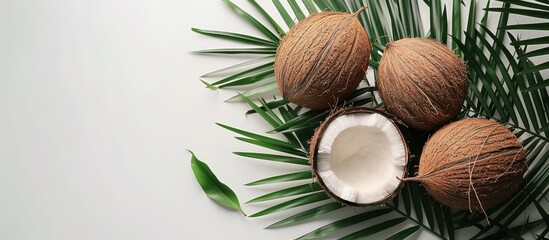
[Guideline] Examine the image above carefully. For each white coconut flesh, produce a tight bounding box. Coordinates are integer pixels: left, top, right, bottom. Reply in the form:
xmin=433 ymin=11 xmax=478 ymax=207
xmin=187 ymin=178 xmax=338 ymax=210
xmin=316 ymin=113 xmax=406 ymax=204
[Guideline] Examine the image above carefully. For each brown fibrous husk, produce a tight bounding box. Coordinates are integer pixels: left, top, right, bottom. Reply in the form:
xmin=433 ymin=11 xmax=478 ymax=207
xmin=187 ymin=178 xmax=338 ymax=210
xmin=275 ymin=8 xmax=371 ymax=110
xmin=409 ymin=118 xmax=527 ymax=214
xmin=309 ymin=107 xmax=409 ymax=206
xmin=376 ymin=38 xmax=468 ymax=130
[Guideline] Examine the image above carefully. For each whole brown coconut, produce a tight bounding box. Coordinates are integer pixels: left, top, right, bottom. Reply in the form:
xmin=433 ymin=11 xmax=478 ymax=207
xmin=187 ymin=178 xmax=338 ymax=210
xmin=376 ymin=38 xmax=468 ymax=130
xmin=409 ymin=118 xmax=527 ymax=212
xmin=274 ymin=7 xmax=371 ymax=110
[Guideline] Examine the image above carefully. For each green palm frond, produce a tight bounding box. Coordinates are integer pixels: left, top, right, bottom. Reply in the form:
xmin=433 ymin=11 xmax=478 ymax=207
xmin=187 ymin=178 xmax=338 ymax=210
xmin=266 ymin=202 xmax=344 ymax=228
xmin=487 ymin=0 xmax=549 ymax=91
xmin=295 ymin=209 xmax=393 ymax=240
xmin=246 ymin=183 xmax=323 ymax=204
xmin=245 ymin=171 xmax=313 ymax=186
xmin=193 ymin=0 xmax=549 ymax=239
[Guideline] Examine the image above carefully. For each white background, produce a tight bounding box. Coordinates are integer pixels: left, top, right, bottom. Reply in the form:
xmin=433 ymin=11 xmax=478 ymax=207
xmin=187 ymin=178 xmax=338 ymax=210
xmin=0 ymin=0 xmax=545 ymax=239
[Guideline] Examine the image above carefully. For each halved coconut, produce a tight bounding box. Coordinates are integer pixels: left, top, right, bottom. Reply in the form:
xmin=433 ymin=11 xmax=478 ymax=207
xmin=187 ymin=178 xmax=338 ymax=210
xmin=310 ymin=107 xmax=408 ymax=206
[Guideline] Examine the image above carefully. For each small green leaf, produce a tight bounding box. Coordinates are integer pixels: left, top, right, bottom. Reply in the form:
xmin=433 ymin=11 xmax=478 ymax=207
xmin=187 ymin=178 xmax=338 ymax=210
xmin=189 ymin=150 xmax=245 ymax=216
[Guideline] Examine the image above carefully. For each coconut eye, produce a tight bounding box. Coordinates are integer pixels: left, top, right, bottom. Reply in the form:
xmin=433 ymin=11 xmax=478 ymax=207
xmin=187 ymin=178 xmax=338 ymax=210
xmin=310 ymin=107 xmax=408 ymax=206
xmin=274 ymin=9 xmax=371 ymax=110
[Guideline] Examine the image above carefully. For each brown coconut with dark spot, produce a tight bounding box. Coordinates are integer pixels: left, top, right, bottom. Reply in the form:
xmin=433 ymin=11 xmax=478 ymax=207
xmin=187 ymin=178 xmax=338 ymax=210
xmin=310 ymin=107 xmax=409 ymax=206
xmin=407 ymin=118 xmax=527 ymax=212
xmin=274 ymin=7 xmax=371 ymax=110
xmin=376 ymin=38 xmax=468 ymax=131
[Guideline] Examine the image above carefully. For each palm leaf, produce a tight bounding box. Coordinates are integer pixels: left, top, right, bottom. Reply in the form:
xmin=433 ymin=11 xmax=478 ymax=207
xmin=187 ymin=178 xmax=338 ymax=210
xmin=234 ymin=152 xmax=309 ymax=165
xmin=301 ymin=0 xmax=318 ymax=14
xmin=386 ymin=226 xmax=421 ymax=240
xmin=295 ymin=209 xmax=393 ymax=240
xmin=246 ymin=183 xmax=322 ymax=203
xmin=487 ymin=0 xmax=549 ymax=88
xmin=248 ymin=0 xmax=286 ymax=37
xmin=339 ymin=217 xmax=407 ymax=240
xmin=288 ymin=0 xmax=306 ymax=20
xmin=249 ymin=192 xmax=330 ymax=217
xmin=200 ymin=56 xmax=274 ymax=77
xmin=272 ymin=0 xmax=295 ymax=28
xmin=245 ymin=171 xmax=313 ymax=186
xmin=216 ymin=123 xmax=302 ymax=150
xmin=222 ymin=0 xmax=280 ymax=42
xmin=191 ymin=28 xmax=278 ymax=46
xmin=207 ymin=62 xmax=273 ymax=88
xmin=193 ymin=47 xmax=277 ymax=55
xmin=190 ymin=151 xmax=246 ymax=215
xmin=266 ymin=202 xmax=344 ymax=228
xmin=452 ymin=0 xmax=463 ymax=56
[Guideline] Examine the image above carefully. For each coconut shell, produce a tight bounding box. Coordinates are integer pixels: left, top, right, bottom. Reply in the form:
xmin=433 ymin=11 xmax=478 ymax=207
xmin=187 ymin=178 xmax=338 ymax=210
xmin=416 ymin=118 xmax=527 ymax=211
xmin=376 ymin=38 xmax=468 ymax=130
xmin=274 ymin=10 xmax=371 ymax=110
xmin=309 ymin=107 xmax=408 ymax=206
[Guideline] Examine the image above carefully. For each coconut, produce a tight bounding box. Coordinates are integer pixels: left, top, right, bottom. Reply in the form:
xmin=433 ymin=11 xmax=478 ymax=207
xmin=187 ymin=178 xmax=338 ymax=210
xmin=376 ymin=38 xmax=468 ymax=130
xmin=310 ymin=107 xmax=408 ymax=206
xmin=274 ymin=7 xmax=371 ymax=110
xmin=408 ymin=118 xmax=527 ymax=213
